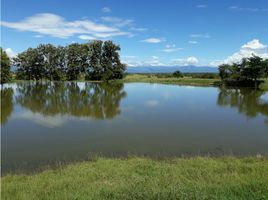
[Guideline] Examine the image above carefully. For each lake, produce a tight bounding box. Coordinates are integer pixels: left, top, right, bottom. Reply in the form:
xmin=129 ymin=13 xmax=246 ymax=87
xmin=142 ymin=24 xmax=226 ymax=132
xmin=1 ymin=81 xmax=268 ymax=174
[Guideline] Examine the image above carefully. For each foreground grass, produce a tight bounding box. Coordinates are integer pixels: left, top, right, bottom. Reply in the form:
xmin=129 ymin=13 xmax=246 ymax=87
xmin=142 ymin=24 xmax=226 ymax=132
xmin=122 ymin=74 xmax=218 ymax=86
xmin=2 ymin=157 xmax=268 ymax=200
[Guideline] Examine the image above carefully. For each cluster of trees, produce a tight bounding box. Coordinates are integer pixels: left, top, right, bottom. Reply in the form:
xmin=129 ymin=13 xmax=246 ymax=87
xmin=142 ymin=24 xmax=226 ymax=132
xmin=1 ymin=40 xmax=126 ymax=83
xmin=1 ymin=48 xmax=11 ymax=83
xmin=218 ymin=55 xmax=268 ymax=87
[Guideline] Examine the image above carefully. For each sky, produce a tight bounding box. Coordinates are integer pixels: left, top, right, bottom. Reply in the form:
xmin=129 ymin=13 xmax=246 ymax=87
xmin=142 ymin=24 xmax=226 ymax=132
xmin=1 ymin=0 xmax=268 ymax=67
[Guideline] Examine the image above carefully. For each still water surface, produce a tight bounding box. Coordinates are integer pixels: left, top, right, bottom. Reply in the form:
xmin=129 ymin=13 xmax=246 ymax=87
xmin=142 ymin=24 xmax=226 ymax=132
xmin=1 ymin=81 xmax=268 ymax=174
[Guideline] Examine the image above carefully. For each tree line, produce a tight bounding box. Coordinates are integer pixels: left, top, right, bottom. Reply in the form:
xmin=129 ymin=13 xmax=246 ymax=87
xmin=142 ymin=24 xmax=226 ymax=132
xmin=1 ymin=40 xmax=126 ymax=83
xmin=218 ymin=55 xmax=268 ymax=87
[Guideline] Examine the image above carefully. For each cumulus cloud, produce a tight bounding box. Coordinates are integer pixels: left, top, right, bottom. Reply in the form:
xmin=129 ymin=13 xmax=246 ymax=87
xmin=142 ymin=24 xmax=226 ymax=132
xmin=162 ymin=44 xmax=183 ymax=53
xmin=144 ymin=56 xmax=165 ymax=66
xmin=142 ymin=37 xmax=165 ymax=43
xmin=225 ymin=39 xmax=268 ymax=64
xmin=171 ymin=57 xmax=199 ymax=66
xmin=102 ymin=7 xmax=111 ymax=13
xmin=209 ymin=39 xmax=268 ymax=66
xmin=5 ymin=48 xmax=17 ymax=58
xmin=241 ymin=39 xmax=266 ymax=50
xmin=122 ymin=56 xmax=165 ymax=67
xmin=1 ymin=13 xmax=132 ymax=39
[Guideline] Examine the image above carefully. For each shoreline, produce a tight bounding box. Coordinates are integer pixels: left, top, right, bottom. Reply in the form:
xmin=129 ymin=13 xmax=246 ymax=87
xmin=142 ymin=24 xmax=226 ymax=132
xmin=2 ymin=156 xmax=268 ymax=200
xmin=7 ymin=75 xmax=268 ymax=90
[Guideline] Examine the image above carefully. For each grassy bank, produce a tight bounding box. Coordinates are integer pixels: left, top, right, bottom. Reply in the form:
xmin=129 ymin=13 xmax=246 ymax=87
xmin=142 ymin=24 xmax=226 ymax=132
xmin=122 ymin=74 xmax=218 ymax=86
xmin=2 ymin=157 xmax=268 ymax=200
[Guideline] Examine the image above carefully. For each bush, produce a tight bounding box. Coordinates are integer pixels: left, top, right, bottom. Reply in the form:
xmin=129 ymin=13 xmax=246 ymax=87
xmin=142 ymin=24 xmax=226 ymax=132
xmin=173 ymin=70 xmax=183 ymax=78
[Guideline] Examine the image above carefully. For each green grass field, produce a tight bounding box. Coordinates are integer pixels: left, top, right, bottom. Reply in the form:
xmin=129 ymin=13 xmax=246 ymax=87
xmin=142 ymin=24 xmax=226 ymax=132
xmin=2 ymin=156 xmax=268 ymax=200
xmin=122 ymin=74 xmax=218 ymax=86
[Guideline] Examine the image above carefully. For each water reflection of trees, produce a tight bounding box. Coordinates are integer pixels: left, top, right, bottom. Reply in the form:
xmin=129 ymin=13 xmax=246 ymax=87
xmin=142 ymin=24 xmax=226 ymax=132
xmin=217 ymin=87 xmax=268 ymax=122
xmin=16 ymin=82 xmax=127 ymax=119
xmin=1 ymin=88 xmax=14 ymax=124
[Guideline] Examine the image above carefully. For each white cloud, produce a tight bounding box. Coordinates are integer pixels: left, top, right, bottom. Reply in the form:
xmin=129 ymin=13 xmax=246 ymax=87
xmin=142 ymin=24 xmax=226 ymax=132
xmin=144 ymin=56 xmax=165 ymax=66
xmin=211 ymin=39 xmax=268 ymax=65
xmin=190 ymin=33 xmax=210 ymax=38
xmin=123 ymin=56 xmax=165 ymax=67
xmin=229 ymin=6 xmax=264 ymax=12
xmin=162 ymin=44 xmax=183 ymax=53
xmin=188 ymin=40 xmax=199 ymax=44
xmin=196 ymin=5 xmax=207 ymax=8
xmin=171 ymin=56 xmax=199 ymax=66
xmin=102 ymin=7 xmax=111 ymax=13
xmin=5 ymin=48 xmax=17 ymax=58
xmin=142 ymin=37 xmax=165 ymax=43
xmin=100 ymin=17 xmax=133 ymax=27
xmin=241 ymin=39 xmax=266 ymax=50
xmin=1 ymin=13 xmax=132 ymax=39
xmin=129 ymin=27 xmax=147 ymax=32
xmin=78 ymin=35 xmax=97 ymax=40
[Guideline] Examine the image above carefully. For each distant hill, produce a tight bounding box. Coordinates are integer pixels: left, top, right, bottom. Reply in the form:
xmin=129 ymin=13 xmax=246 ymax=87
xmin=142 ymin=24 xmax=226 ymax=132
xmin=127 ymin=66 xmax=218 ymax=73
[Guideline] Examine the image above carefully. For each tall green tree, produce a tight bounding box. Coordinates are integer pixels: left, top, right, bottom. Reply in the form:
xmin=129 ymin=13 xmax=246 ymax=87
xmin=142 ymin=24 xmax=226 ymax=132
xmin=15 ymin=47 xmax=45 ymax=80
xmin=1 ymin=48 xmax=11 ymax=83
xmin=13 ymin=41 xmax=126 ymax=81
xmin=86 ymin=40 xmax=103 ymax=80
xmin=242 ymin=55 xmax=263 ymax=84
xmin=66 ymin=43 xmax=88 ymax=80
xmin=101 ymin=41 xmax=126 ymax=80
xmin=218 ymin=55 xmax=267 ymax=87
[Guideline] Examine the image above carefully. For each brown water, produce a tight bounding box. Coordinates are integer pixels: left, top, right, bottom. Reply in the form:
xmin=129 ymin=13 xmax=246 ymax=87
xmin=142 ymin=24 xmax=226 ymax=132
xmin=1 ymin=81 xmax=268 ymax=174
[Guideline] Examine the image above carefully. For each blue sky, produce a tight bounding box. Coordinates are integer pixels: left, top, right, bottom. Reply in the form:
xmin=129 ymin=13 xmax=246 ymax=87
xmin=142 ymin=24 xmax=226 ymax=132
xmin=1 ymin=0 xmax=268 ymax=67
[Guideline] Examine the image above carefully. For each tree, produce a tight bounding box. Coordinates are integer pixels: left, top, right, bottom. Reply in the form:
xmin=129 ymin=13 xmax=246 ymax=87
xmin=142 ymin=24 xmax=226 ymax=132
xmin=242 ymin=55 xmax=263 ymax=85
xmin=15 ymin=47 xmax=45 ymax=80
xmin=173 ymin=70 xmax=183 ymax=78
xmin=1 ymin=48 xmax=11 ymax=83
xmin=218 ymin=55 xmax=267 ymax=88
xmin=218 ymin=64 xmax=231 ymax=80
xmin=38 ymin=44 xmax=65 ymax=80
xmin=86 ymin=40 xmax=103 ymax=80
xmin=100 ymin=41 xmax=126 ymax=80
xmin=263 ymin=59 xmax=268 ymax=77
xmin=66 ymin=43 xmax=89 ymax=81
xmin=13 ymin=41 xmax=126 ymax=81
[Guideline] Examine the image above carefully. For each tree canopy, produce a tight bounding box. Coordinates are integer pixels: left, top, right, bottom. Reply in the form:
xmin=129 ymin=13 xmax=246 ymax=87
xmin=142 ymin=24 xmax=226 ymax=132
xmin=14 ymin=41 xmax=126 ymax=81
xmin=1 ymin=48 xmax=11 ymax=83
xmin=218 ymin=55 xmax=268 ymax=87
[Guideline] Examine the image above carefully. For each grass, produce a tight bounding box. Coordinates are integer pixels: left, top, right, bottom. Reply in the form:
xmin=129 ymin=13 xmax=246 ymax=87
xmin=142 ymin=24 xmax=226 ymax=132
xmin=2 ymin=156 xmax=268 ymax=200
xmin=122 ymin=74 xmax=219 ymax=86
